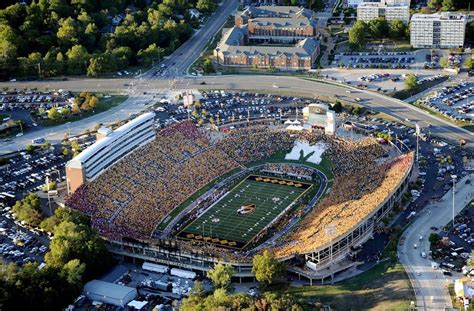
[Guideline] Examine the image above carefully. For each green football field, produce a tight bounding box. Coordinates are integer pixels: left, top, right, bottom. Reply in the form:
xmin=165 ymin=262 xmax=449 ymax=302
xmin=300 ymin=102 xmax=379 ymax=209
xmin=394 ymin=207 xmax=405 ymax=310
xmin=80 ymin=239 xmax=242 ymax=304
xmin=177 ymin=175 xmax=313 ymax=249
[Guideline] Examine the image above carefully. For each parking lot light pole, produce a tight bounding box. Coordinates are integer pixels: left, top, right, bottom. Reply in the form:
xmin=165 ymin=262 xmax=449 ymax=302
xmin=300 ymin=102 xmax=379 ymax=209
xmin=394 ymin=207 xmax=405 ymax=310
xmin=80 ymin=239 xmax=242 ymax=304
xmin=451 ymin=174 xmax=457 ymax=228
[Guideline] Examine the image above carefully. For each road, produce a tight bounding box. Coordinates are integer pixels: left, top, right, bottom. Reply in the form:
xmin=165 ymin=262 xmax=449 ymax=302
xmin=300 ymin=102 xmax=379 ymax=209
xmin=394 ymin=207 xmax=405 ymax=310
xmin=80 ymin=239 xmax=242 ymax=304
xmin=143 ymin=0 xmax=237 ymax=78
xmin=398 ymin=173 xmax=474 ymax=310
xmin=1 ymin=75 xmax=473 ymax=154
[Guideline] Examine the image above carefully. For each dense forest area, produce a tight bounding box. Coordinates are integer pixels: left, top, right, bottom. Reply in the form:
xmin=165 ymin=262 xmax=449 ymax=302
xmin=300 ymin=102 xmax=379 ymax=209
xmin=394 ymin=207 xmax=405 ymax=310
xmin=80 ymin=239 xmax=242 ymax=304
xmin=0 ymin=0 xmax=218 ymax=79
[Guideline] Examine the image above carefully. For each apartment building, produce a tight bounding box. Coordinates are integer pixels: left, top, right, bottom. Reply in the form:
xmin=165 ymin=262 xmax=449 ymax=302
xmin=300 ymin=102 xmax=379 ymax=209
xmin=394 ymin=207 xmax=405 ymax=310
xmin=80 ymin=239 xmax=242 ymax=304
xmin=357 ymin=1 xmax=410 ymax=24
xmin=410 ymin=12 xmax=466 ymax=48
xmin=66 ymin=112 xmax=156 ymax=194
xmin=215 ymin=6 xmax=320 ymax=70
xmin=214 ymin=26 xmax=320 ymax=70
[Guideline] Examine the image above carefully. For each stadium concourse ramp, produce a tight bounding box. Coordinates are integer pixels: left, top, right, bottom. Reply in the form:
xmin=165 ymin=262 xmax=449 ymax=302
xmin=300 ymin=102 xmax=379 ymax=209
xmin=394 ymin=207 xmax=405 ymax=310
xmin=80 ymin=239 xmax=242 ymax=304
xmin=106 ymin=153 xmax=414 ymax=284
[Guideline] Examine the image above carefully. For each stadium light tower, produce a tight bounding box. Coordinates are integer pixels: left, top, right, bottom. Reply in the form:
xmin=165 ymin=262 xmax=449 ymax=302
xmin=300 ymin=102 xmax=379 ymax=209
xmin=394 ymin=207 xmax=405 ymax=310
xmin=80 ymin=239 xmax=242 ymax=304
xmin=451 ymin=174 xmax=457 ymax=228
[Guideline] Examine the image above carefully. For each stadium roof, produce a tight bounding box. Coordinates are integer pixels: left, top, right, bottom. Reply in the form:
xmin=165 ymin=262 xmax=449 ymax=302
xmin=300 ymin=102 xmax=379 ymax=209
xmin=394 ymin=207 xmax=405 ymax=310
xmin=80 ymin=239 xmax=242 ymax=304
xmin=83 ymin=280 xmax=137 ymax=307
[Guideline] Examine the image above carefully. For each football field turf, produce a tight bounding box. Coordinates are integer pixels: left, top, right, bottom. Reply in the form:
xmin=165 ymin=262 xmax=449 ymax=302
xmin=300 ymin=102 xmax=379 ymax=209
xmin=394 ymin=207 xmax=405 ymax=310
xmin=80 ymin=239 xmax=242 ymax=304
xmin=177 ymin=175 xmax=313 ymax=249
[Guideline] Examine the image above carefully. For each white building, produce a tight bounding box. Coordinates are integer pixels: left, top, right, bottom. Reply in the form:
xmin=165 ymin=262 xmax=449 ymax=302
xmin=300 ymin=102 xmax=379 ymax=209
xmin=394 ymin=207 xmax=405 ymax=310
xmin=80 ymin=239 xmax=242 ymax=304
xmin=348 ymin=0 xmax=409 ymax=8
xmin=410 ymin=12 xmax=466 ymax=48
xmin=357 ymin=1 xmax=410 ymax=24
xmin=66 ymin=112 xmax=156 ymax=193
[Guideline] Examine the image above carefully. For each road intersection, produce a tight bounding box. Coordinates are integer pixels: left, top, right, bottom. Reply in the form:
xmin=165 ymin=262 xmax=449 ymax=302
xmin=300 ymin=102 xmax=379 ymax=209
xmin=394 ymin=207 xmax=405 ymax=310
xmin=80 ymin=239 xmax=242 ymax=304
xmin=1 ymin=75 xmax=472 ymax=154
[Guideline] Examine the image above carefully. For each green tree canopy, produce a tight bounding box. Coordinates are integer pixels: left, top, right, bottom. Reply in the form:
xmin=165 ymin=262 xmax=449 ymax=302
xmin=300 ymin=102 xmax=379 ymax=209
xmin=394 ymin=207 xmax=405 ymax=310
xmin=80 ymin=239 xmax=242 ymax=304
xmin=368 ymin=17 xmax=389 ymax=39
xmin=441 ymin=0 xmax=454 ymax=11
xmin=404 ymin=73 xmax=418 ymax=90
xmin=207 ymin=264 xmax=234 ymax=289
xmin=252 ymin=250 xmax=284 ymax=285
xmin=12 ymin=194 xmax=42 ymax=226
xmin=196 ymin=0 xmax=217 ymax=13
xmin=389 ymin=20 xmax=406 ymax=39
xmin=349 ymin=21 xmax=367 ymax=49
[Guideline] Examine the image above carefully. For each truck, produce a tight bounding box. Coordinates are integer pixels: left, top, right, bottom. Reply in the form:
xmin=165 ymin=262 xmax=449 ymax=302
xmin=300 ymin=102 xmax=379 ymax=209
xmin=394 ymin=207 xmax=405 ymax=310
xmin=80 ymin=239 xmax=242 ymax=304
xmin=170 ymin=268 xmax=196 ymax=280
xmin=142 ymin=262 xmax=169 ymax=274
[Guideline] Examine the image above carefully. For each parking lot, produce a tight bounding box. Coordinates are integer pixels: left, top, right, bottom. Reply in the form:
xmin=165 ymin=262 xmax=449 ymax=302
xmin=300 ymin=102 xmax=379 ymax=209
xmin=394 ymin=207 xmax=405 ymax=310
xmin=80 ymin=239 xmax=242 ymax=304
xmin=0 ymin=217 xmax=49 ymax=266
xmin=0 ymin=89 xmax=74 ymax=129
xmin=421 ymin=81 xmax=473 ymax=123
xmin=334 ymin=51 xmax=420 ymax=69
xmin=155 ymin=91 xmax=315 ymax=128
xmin=0 ymin=147 xmax=69 ymax=196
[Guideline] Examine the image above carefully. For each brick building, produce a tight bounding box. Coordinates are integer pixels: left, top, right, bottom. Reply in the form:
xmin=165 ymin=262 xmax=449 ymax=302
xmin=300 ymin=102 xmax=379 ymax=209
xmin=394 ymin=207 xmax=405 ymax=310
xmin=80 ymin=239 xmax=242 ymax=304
xmin=215 ymin=6 xmax=320 ymax=70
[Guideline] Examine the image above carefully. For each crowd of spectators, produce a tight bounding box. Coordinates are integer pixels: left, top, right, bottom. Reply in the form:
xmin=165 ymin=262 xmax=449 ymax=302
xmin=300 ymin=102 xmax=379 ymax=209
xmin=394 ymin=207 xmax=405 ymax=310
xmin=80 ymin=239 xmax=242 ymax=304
xmin=67 ymin=121 xmax=239 ymax=238
xmin=274 ymin=151 xmax=414 ymax=257
xmin=67 ymin=121 xmax=413 ymax=263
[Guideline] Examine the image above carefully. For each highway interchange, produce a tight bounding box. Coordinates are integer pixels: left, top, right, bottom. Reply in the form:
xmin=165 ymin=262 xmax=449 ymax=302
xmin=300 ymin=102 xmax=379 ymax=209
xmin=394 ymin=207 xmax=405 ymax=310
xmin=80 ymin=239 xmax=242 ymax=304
xmin=0 ymin=1 xmax=473 ymax=309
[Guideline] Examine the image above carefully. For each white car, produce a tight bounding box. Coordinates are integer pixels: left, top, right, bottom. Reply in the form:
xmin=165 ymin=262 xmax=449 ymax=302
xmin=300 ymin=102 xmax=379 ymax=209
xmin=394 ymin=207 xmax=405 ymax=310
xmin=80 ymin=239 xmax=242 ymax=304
xmin=15 ymin=133 xmax=23 ymax=137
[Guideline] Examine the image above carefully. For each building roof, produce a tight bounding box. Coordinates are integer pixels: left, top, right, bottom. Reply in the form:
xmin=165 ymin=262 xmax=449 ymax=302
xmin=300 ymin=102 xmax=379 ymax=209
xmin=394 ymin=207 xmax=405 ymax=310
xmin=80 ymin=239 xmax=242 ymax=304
xmin=218 ymin=33 xmax=319 ymax=58
xmin=410 ymin=12 xmax=466 ymax=22
xmin=66 ymin=112 xmax=154 ymax=168
xmin=83 ymin=280 xmax=137 ymax=303
xmin=241 ymin=6 xmax=313 ymax=19
xmin=250 ymin=17 xmax=317 ymax=29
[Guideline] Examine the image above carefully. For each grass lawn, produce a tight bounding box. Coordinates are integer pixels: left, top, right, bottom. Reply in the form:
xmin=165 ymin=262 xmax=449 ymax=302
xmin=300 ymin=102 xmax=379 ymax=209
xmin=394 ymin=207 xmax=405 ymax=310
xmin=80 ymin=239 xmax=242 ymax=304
xmin=177 ymin=174 xmax=314 ymax=249
xmin=463 ymin=125 xmax=474 ymax=132
xmin=36 ymin=95 xmax=128 ymax=126
xmin=156 ymin=167 xmax=243 ymax=231
xmin=267 ymin=261 xmax=414 ymax=310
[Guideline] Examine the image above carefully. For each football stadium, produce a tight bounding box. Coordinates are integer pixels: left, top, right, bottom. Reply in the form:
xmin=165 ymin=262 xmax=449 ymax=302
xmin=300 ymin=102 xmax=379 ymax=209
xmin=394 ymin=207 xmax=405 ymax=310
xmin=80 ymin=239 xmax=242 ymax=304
xmin=66 ymin=110 xmax=414 ymax=283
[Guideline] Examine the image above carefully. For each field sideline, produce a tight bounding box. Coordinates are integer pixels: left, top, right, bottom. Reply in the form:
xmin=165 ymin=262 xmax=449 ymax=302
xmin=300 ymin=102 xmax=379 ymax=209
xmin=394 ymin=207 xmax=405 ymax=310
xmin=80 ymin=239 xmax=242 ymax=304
xmin=177 ymin=174 xmax=315 ymax=249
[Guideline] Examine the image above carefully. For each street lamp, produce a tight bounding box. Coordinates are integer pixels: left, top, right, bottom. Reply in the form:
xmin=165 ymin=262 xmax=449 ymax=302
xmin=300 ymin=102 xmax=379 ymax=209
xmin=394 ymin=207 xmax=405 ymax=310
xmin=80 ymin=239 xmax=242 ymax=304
xmin=451 ymin=174 xmax=457 ymax=228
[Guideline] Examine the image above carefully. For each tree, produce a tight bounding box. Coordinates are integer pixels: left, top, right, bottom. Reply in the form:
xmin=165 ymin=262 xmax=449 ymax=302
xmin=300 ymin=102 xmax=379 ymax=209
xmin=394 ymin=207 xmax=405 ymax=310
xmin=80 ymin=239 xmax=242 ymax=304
xmin=404 ymin=73 xmax=418 ymax=90
xmin=464 ymin=57 xmax=473 ymax=69
xmin=42 ymin=181 xmax=57 ymax=192
xmin=12 ymin=194 xmax=42 ymax=227
xmin=429 ymin=233 xmax=440 ymax=244
xmin=349 ymin=21 xmax=367 ymax=49
xmin=57 ymin=17 xmax=79 ymax=46
xmin=87 ymin=52 xmax=117 ymax=76
xmin=70 ymin=141 xmax=81 ymax=152
xmin=66 ymin=45 xmax=89 ymax=74
xmin=252 ymin=250 xmax=284 ymax=285
xmin=332 ymin=101 xmax=343 ymax=113
xmin=428 ymin=0 xmax=440 ymax=9
xmin=137 ymin=43 xmax=163 ymax=66
xmin=440 ymin=57 xmax=449 ymax=68
xmin=60 ymin=259 xmax=85 ymax=291
xmin=368 ymin=17 xmax=389 ymax=39
xmin=48 ymin=107 xmax=61 ymax=120
xmin=45 ymin=219 xmax=111 ymax=279
xmin=207 ymin=264 xmax=234 ymax=289
xmin=196 ymin=0 xmax=217 ymax=13
xmin=62 ymin=147 xmax=70 ymax=156
xmin=203 ymin=58 xmax=214 ymax=74
xmin=441 ymin=0 xmax=454 ymax=11
xmin=88 ymin=95 xmax=99 ymax=108
xmin=26 ymin=144 xmax=35 ymax=154
xmin=389 ymin=20 xmax=406 ymax=39
xmin=469 ymin=250 xmax=474 ymax=268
